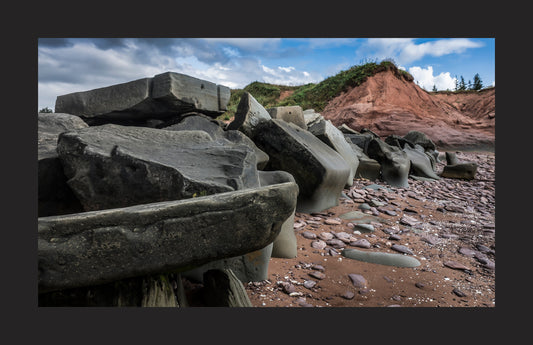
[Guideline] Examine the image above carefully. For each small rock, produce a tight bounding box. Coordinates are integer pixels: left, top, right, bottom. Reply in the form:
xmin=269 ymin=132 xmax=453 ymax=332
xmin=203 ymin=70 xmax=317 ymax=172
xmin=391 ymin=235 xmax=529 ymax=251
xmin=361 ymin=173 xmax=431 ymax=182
xmin=309 ymin=271 xmax=326 ymax=280
xmin=296 ymin=297 xmax=313 ymax=307
xmin=325 ymin=218 xmax=342 ymax=225
xmin=443 ymin=260 xmax=470 ymax=271
xmin=358 ymin=203 xmax=371 ymax=211
xmin=349 ymin=238 xmax=371 ymax=249
xmin=281 ymin=282 xmax=296 ymax=294
xmin=301 ymin=231 xmax=317 ymax=239
xmin=311 ymin=264 xmax=325 ymax=271
xmin=458 ymin=247 xmax=477 ymax=257
xmin=452 ymin=288 xmax=467 ymax=297
xmin=303 ymin=280 xmax=317 ymax=289
xmin=352 ymin=223 xmax=374 ymax=233
xmin=391 ymin=244 xmax=414 ymax=255
xmin=293 ymin=221 xmax=306 ymax=229
xmin=420 ymin=234 xmax=440 ymax=245
xmin=348 ymin=273 xmax=367 ymax=288
xmin=318 ymin=232 xmax=334 ymax=241
xmin=400 ymin=215 xmax=420 ymax=227
xmin=341 ymin=291 xmax=355 ymax=300
xmin=326 ymin=238 xmax=346 ymax=249
xmin=440 ymin=233 xmax=458 ymax=239
xmin=334 ymin=231 xmax=353 ymax=243
xmin=389 ymin=234 xmax=401 ymax=241
xmin=415 ymin=282 xmax=425 ymax=289
xmin=311 ymin=240 xmax=327 ymax=250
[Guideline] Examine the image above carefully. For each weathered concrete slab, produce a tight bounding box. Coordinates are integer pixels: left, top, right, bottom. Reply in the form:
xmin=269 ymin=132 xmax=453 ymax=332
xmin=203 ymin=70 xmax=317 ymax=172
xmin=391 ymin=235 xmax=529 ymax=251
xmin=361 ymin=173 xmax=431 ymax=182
xmin=38 ymin=181 xmax=298 ymax=293
xmin=55 ymin=72 xmax=231 ymax=125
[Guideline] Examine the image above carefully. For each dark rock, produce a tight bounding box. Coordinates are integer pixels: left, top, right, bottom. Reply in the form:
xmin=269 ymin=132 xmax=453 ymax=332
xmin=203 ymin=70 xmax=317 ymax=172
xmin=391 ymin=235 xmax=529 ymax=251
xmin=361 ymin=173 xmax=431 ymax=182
xmin=38 ymin=181 xmax=298 ymax=293
xmin=38 ymin=112 xmax=88 ymax=217
xmin=202 ymin=269 xmax=253 ymax=307
xmin=303 ymin=280 xmax=317 ymax=289
xmin=452 ymin=288 xmax=467 ymax=297
xmin=348 ymin=273 xmax=367 ymax=288
xmin=342 ymin=249 xmax=421 ymax=268
xmin=391 ymin=244 xmax=414 ymax=255
xmin=403 ymin=145 xmax=440 ymax=180
xmin=308 ymin=117 xmax=360 ymax=187
xmin=403 ymin=131 xmax=436 ymax=152
xmin=344 ymin=137 xmax=382 ymax=181
xmin=250 ymin=118 xmax=350 ymax=213
xmin=226 ymin=92 xmax=271 ymax=138
xmin=57 ymin=124 xmax=260 ymax=211
xmin=308 ymin=271 xmax=326 ymax=280
xmin=55 ymin=72 xmax=231 ymax=125
xmin=445 ymin=152 xmax=460 ymax=165
xmin=349 ymin=238 xmax=371 ymax=249
xmin=164 ymin=113 xmax=269 ymax=170
xmin=267 ymin=105 xmax=307 ymax=130
xmin=366 ymin=138 xmax=410 ymax=188
xmin=441 ymin=163 xmax=477 ymax=180
xmin=385 ymin=134 xmax=415 ymax=149
xmin=341 ymin=291 xmax=355 ymax=300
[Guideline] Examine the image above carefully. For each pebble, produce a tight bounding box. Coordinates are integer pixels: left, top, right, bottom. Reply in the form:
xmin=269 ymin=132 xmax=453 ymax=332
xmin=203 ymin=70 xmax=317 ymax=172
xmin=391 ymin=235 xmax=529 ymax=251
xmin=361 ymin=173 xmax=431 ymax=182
xmin=341 ymin=291 xmax=355 ymax=300
xmin=293 ymin=221 xmax=306 ymax=229
xmin=391 ymin=244 xmax=414 ymax=255
xmin=335 ymin=231 xmax=354 ymax=243
xmin=311 ymin=264 xmax=325 ymax=271
xmin=358 ymin=203 xmax=371 ymax=211
xmin=302 ymin=231 xmax=317 ymax=239
xmin=420 ymin=234 xmax=440 ymax=245
xmin=296 ymin=297 xmax=314 ymax=307
xmin=325 ymin=218 xmax=342 ymax=225
xmin=326 ymin=238 xmax=346 ymax=249
xmin=443 ymin=260 xmax=470 ymax=271
xmin=415 ymin=282 xmax=425 ymax=289
xmin=349 ymin=238 xmax=371 ymax=249
xmin=311 ymin=240 xmax=327 ymax=250
xmin=309 ymin=271 xmax=326 ymax=280
xmin=352 ymin=223 xmax=374 ymax=233
xmin=458 ymin=247 xmax=477 ymax=257
xmin=452 ymin=288 xmax=467 ymax=297
xmin=318 ymin=232 xmax=334 ymax=241
xmin=400 ymin=215 xmax=420 ymax=227
xmin=303 ymin=280 xmax=317 ymax=289
xmin=389 ymin=234 xmax=401 ymax=241
xmin=348 ymin=274 xmax=368 ymax=288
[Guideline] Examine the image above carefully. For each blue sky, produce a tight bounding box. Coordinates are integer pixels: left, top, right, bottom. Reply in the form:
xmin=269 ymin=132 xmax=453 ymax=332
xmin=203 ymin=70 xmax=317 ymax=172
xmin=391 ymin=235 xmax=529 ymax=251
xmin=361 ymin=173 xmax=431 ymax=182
xmin=38 ymin=38 xmax=495 ymax=111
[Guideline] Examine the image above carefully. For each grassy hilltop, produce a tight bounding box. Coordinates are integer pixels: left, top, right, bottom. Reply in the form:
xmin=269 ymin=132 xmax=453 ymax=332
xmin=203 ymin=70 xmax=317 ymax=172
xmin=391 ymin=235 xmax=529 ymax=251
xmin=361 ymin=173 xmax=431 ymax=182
xmin=219 ymin=60 xmax=413 ymax=120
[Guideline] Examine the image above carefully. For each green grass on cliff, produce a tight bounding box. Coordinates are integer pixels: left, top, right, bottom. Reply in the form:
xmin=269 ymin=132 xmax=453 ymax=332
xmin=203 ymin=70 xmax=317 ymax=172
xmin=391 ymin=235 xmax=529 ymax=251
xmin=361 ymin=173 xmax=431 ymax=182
xmin=219 ymin=60 xmax=413 ymax=120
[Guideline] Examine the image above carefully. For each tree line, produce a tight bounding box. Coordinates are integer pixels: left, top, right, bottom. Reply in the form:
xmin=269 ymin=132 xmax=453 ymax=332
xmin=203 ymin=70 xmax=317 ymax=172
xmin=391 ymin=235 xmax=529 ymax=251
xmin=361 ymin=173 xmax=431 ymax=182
xmin=431 ymin=73 xmax=484 ymax=92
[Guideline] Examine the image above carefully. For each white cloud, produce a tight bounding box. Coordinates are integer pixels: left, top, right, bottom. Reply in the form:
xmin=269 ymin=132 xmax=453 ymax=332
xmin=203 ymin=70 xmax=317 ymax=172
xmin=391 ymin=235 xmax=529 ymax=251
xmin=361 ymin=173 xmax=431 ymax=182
xmin=278 ymin=66 xmax=295 ymax=73
xmin=408 ymin=66 xmax=456 ymax=91
xmin=362 ymin=38 xmax=483 ymax=65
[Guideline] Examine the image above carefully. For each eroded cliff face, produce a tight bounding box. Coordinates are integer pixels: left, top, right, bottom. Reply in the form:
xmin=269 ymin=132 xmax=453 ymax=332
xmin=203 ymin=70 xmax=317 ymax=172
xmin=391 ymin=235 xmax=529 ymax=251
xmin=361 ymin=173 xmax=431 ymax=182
xmin=320 ymin=70 xmax=494 ymax=151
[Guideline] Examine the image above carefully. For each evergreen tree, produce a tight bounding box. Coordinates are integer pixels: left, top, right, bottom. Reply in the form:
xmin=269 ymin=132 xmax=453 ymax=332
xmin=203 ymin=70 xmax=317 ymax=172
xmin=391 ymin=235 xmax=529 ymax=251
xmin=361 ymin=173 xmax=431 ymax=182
xmin=472 ymin=73 xmax=483 ymax=90
xmin=432 ymin=84 xmax=437 ymax=92
xmin=454 ymin=75 xmax=459 ymax=91
xmin=467 ymin=80 xmax=472 ymax=90
xmin=458 ymin=76 xmax=466 ymax=91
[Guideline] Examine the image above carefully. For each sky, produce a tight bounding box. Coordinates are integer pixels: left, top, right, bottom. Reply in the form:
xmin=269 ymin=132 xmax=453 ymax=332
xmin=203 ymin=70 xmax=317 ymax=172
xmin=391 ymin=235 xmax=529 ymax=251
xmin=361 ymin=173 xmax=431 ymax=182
xmin=38 ymin=38 xmax=495 ymax=111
